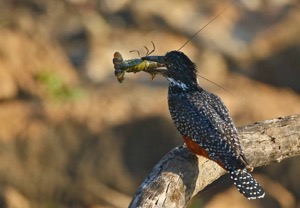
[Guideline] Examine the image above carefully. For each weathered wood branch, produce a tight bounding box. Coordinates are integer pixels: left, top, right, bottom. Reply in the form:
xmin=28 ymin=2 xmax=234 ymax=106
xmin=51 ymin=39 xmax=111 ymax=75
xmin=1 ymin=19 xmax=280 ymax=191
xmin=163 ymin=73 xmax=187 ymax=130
xmin=129 ymin=114 xmax=300 ymax=207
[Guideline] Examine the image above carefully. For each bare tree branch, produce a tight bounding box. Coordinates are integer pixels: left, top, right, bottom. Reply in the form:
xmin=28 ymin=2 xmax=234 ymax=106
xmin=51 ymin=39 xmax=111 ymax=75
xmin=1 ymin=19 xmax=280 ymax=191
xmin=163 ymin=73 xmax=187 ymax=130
xmin=129 ymin=114 xmax=300 ymax=207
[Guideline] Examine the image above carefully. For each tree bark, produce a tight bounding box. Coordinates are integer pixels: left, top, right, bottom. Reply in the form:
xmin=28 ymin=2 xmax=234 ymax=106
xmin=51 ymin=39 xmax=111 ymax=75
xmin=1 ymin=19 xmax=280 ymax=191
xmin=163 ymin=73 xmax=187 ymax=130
xmin=129 ymin=114 xmax=300 ymax=208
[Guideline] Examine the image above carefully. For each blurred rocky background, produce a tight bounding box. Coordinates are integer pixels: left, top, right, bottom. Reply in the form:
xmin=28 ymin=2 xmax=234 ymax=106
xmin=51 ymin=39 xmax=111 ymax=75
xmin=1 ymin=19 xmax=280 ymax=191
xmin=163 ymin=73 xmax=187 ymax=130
xmin=0 ymin=0 xmax=299 ymax=207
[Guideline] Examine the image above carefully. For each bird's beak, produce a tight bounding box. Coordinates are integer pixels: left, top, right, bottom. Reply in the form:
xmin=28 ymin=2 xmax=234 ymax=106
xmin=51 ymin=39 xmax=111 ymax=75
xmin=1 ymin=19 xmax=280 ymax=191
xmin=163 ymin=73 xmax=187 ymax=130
xmin=141 ymin=56 xmax=165 ymax=64
xmin=141 ymin=55 xmax=167 ymax=77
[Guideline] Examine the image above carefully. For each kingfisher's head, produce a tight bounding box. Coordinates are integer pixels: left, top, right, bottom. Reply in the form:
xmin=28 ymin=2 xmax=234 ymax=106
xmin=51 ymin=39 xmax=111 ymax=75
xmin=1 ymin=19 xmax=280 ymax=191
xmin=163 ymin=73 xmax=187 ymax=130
xmin=142 ymin=51 xmax=199 ymax=92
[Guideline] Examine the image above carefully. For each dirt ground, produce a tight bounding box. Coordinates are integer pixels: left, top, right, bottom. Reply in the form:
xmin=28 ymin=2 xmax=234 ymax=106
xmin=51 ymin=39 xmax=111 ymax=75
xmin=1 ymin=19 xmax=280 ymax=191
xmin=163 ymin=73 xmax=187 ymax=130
xmin=0 ymin=0 xmax=299 ymax=207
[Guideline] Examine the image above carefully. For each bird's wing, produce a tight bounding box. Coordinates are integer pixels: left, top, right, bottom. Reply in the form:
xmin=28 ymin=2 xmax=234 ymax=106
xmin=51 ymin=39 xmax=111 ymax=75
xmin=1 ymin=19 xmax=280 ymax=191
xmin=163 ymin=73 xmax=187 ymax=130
xmin=169 ymin=92 xmax=243 ymax=163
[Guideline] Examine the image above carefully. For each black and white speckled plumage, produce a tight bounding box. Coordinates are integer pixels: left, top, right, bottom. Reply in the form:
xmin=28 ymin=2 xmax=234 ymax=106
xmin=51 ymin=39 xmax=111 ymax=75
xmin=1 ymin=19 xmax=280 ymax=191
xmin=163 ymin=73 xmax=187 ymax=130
xmin=164 ymin=51 xmax=265 ymax=199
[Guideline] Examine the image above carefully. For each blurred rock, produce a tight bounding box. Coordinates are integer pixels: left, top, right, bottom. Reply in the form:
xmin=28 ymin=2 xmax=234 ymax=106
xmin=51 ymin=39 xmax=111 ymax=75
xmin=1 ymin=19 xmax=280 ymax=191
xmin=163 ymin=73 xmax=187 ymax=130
xmin=0 ymin=66 xmax=17 ymax=100
xmin=205 ymin=187 xmax=255 ymax=208
xmin=0 ymin=28 xmax=78 ymax=100
xmin=4 ymin=187 xmax=30 ymax=208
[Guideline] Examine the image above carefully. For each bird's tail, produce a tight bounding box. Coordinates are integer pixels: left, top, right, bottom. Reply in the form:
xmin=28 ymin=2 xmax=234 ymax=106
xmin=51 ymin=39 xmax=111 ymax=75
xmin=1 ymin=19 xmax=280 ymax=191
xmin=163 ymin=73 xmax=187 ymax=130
xmin=230 ymin=169 xmax=265 ymax=200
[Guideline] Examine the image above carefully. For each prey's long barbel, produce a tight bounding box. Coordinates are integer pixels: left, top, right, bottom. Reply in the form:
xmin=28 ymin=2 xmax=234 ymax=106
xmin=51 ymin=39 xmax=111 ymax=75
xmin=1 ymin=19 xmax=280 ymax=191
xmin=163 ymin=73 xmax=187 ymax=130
xmin=113 ymin=0 xmax=235 ymax=86
xmin=177 ymin=0 xmax=235 ymax=51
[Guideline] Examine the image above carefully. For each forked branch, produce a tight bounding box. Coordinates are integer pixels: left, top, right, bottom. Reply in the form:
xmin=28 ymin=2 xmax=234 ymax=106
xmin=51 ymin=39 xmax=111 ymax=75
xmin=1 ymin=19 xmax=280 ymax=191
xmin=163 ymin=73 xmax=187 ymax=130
xmin=129 ymin=114 xmax=300 ymax=207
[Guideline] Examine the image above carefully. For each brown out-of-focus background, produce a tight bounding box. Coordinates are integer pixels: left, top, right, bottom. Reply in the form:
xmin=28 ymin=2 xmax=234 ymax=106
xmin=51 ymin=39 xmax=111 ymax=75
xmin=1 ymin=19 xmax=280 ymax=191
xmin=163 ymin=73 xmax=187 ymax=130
xmin=0 ymin=0 xmax=299 ymax=207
